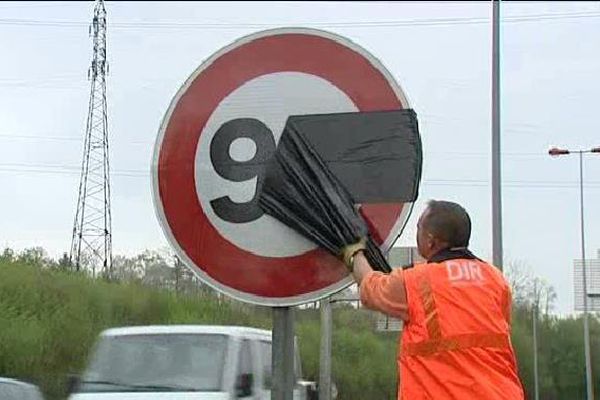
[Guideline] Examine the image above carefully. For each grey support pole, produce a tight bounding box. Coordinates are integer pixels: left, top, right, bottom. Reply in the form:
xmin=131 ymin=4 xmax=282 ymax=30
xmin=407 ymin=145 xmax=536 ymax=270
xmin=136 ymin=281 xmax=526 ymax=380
xmin=272 ymin=307 xmax=295 ymax=400
xmin=578 ymin=152 xmax=594 ymax=400
xmin=533 ymin=280 xmax=539 ymax=400
xmin=492 ymin=0 xmax=504 ymax=270
xmin=319 ymin=298 xmax=333 ymax=400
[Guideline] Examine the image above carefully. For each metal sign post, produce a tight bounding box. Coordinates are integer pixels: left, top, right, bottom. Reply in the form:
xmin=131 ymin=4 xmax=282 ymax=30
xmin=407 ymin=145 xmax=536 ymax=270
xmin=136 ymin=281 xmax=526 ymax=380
xmin=319 ymin=297 xmax=333 ymax=400
xmin=273 ymin=307 xmax=295 ymax=400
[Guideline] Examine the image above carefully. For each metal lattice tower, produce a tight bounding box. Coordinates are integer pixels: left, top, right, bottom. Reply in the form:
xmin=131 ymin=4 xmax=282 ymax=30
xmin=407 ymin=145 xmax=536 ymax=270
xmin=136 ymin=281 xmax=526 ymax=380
xmin=70 ymin=0 xmax=112 ymax=278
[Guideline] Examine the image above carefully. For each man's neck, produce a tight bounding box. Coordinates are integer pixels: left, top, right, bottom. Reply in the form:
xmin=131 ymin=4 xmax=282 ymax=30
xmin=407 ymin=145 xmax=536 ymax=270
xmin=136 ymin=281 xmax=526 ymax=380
xmin=427 ymin=247 xmax=479 ymax=263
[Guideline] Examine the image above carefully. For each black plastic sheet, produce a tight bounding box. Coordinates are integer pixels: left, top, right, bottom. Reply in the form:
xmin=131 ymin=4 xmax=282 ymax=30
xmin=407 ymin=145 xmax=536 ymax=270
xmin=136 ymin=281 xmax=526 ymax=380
xmin=258 ymin=109 xmax=422 ymax=273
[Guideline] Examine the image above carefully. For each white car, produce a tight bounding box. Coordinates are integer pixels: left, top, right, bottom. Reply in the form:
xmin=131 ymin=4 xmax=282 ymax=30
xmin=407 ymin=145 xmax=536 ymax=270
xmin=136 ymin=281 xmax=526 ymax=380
xmin=68 ymin=325 xmax=314 ymax=400
xmin=0 ymin=377 xmax=45 ymax=400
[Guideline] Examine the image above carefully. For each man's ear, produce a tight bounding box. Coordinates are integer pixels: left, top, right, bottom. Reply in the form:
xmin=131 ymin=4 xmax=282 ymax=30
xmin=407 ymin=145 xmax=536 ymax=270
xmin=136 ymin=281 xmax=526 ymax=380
xmin=427 ymin=233 xmax=436 ymax=249
xmin=429 ymin=234 xmax=447 ymax=252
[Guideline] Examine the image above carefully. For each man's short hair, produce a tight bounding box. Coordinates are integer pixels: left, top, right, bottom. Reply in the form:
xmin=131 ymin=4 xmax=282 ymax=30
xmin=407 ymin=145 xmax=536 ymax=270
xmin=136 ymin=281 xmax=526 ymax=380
xmin=423 ymin=200 xmax=471 ymax=248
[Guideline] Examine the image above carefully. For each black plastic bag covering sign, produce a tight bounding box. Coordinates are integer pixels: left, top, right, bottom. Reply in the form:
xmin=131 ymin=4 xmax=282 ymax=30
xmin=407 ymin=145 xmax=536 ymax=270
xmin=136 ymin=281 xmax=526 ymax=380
xmin=258 ymin=109 xmax=422 ymax=274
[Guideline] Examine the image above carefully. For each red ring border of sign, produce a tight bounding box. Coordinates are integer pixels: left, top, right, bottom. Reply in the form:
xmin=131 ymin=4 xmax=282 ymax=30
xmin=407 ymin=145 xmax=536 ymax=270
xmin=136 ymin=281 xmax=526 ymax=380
xmin=152 ymin=27 xmax=415 ymax=307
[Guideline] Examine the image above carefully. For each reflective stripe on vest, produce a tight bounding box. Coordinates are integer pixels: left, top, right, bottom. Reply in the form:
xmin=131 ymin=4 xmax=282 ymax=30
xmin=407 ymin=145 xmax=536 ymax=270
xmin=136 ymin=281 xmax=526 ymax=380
xmin=418 ymin=271 xmax=441 ymax=340
xmin=403 ymin=333 xmax=511 ymax=357
xmin=403 ymin=269 xmax=510 ymax=357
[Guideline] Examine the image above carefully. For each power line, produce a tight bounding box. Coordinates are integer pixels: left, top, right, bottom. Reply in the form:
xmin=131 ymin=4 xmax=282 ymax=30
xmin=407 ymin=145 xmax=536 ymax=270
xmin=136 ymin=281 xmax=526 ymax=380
xmin=0 ymin=75 xmax=86 ymax=90
xmin=1 ymin=162 xmax=599 ymax=189
xmin=0 ymin=1 xmax=83 ymax=10
xmin=0 ymin=134 xmax=555 ymax=158
xmin=0 ymin=133 xmax=571 ymax=159
xmin=0 ymin=133 xmax=149 ymax=144
xmin=0 ymin=74 xmax=81 ymax=82
xmin=0 ymin=134 xmax=81 ymax=142
xmin=0 ymin=162 xmax=144 ymax=175
xmin=1 ymin=11 xmax=599 ymax=30
xmin=0 ymin=166 xmax=145 ymax=178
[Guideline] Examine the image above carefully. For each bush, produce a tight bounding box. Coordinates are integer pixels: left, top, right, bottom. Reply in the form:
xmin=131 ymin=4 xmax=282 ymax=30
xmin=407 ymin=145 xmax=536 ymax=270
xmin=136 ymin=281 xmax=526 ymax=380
xmin=7 ymin=255 xmax=595 ymax=400
xmin=0 ymin=259 xmax=400 ymax=400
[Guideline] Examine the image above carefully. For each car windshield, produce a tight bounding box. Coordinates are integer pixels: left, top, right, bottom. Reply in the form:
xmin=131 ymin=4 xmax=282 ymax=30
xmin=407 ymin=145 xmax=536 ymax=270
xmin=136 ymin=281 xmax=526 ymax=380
xmin=78 ymin=333 xmax=228 ymax=393
xmin=0 ymin=381 xmax=41 ymax=400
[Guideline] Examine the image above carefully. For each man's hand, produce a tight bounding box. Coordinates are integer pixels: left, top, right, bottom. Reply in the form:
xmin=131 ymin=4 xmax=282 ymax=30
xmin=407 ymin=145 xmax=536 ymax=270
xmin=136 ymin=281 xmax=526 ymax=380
xmin=341 ymin=238 xmax=367 ymax=270
xmin=340 ymin=238 xmax=375 ymax=285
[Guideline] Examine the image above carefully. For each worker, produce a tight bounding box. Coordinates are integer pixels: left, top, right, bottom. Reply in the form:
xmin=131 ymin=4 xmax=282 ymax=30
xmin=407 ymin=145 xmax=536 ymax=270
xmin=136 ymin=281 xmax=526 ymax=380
xmin=341 ymin=200 xmax=525 ymax=399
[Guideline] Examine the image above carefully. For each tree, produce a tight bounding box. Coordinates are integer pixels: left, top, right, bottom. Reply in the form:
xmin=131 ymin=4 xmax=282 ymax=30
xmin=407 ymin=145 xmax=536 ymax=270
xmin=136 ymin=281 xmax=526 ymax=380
xmin=55 ymin=252 xmax=73 ymax=272
xmin=111 ymin=254 xmax=144 ymax=282
xmin=0 ymin=247 xmax=15 ymax=263
xmin=139 ymin=250 xmax=173 ymax=289
xmin=173 ymin=255 xmax=216 ymax=297
xmin=16 ymin=247 xmax=55 ymax=268
xmin=505 ymin=260 xmax=556 ymax=316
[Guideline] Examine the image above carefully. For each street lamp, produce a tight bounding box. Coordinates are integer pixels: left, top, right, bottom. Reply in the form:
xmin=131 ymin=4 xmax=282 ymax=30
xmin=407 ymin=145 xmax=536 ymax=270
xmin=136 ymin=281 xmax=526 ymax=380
xmin=549 ymin=145 xmax=600 ymax=400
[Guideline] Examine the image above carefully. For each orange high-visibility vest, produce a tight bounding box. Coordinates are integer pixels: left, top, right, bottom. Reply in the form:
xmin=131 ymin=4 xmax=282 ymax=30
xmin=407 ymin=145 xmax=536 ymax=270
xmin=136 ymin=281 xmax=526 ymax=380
xmin=400 ymin=256 xmax=524 ymax=399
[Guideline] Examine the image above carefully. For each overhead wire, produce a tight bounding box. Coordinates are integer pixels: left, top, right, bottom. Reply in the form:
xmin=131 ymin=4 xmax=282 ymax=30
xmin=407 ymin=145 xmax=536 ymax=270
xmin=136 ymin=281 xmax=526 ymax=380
xmin=1 ymin=9 xmax=597 ymax=186
xmin=0 ymin=162 xmax=598 ymax=189
xmin=0 ymin=133 xmax=561 ymax=158
xmin=0 ymin=11 xmax=599 ymax=30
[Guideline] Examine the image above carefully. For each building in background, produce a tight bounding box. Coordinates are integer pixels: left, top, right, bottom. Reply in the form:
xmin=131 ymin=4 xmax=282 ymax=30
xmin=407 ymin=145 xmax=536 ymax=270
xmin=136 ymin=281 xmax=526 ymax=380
xmin=387 ymin=246 xmax=426 ymax=269
xmin=574 ymin=250 xmax=600 ymax=312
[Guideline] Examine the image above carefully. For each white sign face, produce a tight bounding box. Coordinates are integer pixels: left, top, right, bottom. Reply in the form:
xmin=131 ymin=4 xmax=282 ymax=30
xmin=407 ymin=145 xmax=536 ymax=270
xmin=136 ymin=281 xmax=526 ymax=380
xmin=195 ymin=72 xmax=358 ymax=258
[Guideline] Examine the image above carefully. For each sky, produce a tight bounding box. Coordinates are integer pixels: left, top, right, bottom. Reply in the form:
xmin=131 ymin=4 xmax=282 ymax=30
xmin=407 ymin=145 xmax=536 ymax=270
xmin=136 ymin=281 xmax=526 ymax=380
xmin=1 ymin=1 xmax=600 ymax=315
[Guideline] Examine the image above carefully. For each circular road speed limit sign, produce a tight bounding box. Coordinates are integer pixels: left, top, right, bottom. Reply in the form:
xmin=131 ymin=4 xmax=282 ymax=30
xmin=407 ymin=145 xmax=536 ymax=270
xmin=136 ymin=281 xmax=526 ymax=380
xmin=152 ymin=28 xmax=413 ymax=306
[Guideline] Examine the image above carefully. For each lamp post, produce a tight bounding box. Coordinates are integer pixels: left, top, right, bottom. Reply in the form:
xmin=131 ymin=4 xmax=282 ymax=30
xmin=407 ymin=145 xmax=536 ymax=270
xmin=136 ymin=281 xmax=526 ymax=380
xmin=492 ymin=0 xmax=503 ymax=270
xmin=533 ymin=279 xmax=540 ymax=400
xmin=549 ymin=145 xmax=600 ymax=400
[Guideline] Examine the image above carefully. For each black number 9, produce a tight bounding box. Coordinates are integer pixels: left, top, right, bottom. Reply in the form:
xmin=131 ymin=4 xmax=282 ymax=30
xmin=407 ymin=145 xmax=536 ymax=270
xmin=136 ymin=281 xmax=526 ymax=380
xmin=209 ymin=118 xmax=276 ymax=223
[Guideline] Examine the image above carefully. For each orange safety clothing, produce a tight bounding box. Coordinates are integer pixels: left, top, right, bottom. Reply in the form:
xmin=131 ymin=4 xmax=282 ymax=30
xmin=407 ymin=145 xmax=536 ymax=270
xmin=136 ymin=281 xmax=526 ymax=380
xmin=360 ymin=249 xmax=524 ymax=400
